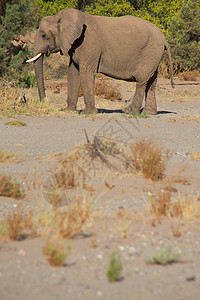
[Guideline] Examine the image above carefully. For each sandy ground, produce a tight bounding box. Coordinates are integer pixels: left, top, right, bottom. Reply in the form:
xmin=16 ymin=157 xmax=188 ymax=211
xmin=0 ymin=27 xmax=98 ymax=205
xmin=0 ymin=77 xmax=200 ymax=300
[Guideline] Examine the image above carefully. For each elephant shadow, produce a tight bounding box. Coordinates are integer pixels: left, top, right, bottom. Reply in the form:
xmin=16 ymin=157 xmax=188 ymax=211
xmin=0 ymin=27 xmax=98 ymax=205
xmin=79 ymin=108 xmax=177 ymax=115
xmin=157 ymin=110 xmax=177 ymax=115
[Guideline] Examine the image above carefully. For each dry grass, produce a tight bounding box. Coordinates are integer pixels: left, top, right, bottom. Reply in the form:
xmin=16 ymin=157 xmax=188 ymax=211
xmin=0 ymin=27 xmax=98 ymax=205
xmin=44 ymin=162 xmax=91 ymax=206
xmin=148 ymin=189 xmax=200 ymax=219
xmin=42 ymin=236 xmax=71 ymax=266
xmin=94 ymin=79 xmax=121 ymax=101
xmin=0 ymin=82 xmax=66 ymax=117
xmin=0 ymin=174 xmax=25 ymax=198
xmin=148 ymin=190 xmax=171 ymax=217
xmin=79 ymin=79 xmax=121 ymax=101
xmin=54 ymin=197 xmax=91 ymax=238
xmin=179 ymin=70 xmax=200 ymax=81
xmin=0 ymin=150 xmax=18 ymax=163
xmin=3 ymin=203 xmax=35 ymax=241
xmin=131 ymin=138 xmax=171 ymax=181
xmin=191 ymin=152 xmax=200 ymax=161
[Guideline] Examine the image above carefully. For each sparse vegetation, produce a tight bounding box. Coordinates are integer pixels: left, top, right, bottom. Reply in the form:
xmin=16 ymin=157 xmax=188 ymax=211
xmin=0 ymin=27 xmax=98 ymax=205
xmin=94 ymin=79 xmax=121 ymax=101
xmin=4 ymin=203 xmax=34 ymax=241
xmin=79 ymin=79 xmax=121 ymax=101
xmin=107 ymin=248 xmax=123 ymax=282
xmin=0 ymin=149 xmax=17 ymax=163
xmin=179 ymin=70 xmax=199 ymax=81
xmin=146 ymin=245 xmax=180 ymax=265
xmin=5 ymin=120 xmax=26 ymax=126
xmin=0 ymin=174 xmax=25 ymax=199
xmin=54 ymin=197 xmax=91 ymax=239
xmin=191 ymin=153 xmax=200 ymax=161
xmin=131 ymin=138 xmax=171 ymax=181
xmin=42 ymin=236 xmax=72 ymax=266
xmin=148 ymin=189 xmax=200 ymax=219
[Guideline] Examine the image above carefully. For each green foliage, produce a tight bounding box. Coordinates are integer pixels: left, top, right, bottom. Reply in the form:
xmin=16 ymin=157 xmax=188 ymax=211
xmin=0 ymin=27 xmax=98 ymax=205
xmin=0 ymin=1 xmax=35 ymax=86
xmin=34 ymin=0 xmax=79 ymax=17
xmin=133 ymin=0 xmax=185 ymax=31
xmin=86 ymin=0 xmax=135 ymax=17
xmin=107 ymin=248 xmax=123 ymax=282
xmin=167 ymin=0 xmax=200 ymax=71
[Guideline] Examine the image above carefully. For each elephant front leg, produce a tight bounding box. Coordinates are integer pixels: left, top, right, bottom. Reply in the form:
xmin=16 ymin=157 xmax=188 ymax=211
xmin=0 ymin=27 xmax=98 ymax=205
xmin=80 ymin=72 xmax=97 ymax=114
xmin=142 ymin=71 xmax=158 ymax=115
xmin=66 ymin=62 xmax=80 ymax=111
xmin=124 ymin=82 xmax=146 ymax=114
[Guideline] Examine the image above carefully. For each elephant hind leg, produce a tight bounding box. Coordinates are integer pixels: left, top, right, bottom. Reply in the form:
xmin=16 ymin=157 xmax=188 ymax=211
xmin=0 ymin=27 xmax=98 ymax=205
xmin=142 ymin=70 xmax=158 ymax=115
xmin=124 ymin=82 xmax=146 ymax=114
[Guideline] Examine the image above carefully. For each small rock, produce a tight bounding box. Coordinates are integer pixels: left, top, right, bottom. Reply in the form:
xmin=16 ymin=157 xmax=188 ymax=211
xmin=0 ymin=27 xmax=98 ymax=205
xmin=18 ymin=249 xmax=25 ymax=256
xmin=186 ymin=276 xmax=196 ymax=281
xmin=118 ymin=246 xmax=125 ymax=251
xmin=97 ymin=290 xmax=103 ymax=297
xmin=128 ymin=247 xmax=136 ymax=255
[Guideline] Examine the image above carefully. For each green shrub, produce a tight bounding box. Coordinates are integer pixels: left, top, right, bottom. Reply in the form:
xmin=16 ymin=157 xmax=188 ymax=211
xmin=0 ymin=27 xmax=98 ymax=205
xmin=107 ymin=248 xmax=123 ymax=282
xmin=167 ymin=0 xmax=200 ymax=72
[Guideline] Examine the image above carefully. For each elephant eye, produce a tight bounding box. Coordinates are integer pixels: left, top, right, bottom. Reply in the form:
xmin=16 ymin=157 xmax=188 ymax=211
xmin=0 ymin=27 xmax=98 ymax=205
xmin=41 ymin=33 xmax=46 ymax=39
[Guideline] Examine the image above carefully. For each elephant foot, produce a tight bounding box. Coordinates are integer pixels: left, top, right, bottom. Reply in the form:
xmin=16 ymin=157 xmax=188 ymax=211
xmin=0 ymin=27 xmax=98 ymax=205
xmin=123 ymin=105 xmax=141 ymax=115
xmin=81 ymin=107 xmax=98 ymax=114
xmin=142 ymin=107 xmax=157 ymax=115
xmin=60 ymin=105 xmax=77 ymax=112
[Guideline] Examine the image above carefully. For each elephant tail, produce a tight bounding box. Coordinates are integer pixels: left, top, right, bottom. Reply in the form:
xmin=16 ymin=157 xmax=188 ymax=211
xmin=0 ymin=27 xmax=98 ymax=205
xmin=165 ymin=42 xmax=175 ymax=88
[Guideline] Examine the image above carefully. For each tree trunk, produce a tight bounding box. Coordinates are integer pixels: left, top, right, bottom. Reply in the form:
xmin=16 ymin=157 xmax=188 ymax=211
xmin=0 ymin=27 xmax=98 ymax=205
xmin=34 ymin=54 xmax=45 ymax=101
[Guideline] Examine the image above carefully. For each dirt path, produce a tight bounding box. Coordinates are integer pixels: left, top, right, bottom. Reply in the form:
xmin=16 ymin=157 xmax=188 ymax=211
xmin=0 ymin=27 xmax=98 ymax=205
xmin=0 ymin=78 xmax=200 ymax=300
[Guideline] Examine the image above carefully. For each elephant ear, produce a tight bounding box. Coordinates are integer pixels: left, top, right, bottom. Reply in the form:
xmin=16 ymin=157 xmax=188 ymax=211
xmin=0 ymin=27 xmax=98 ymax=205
xmin=57 ymin=8 xmax=84 ymax=55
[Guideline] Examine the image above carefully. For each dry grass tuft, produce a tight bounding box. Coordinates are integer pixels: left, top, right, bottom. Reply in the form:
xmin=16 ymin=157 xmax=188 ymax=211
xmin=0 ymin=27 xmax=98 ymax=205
xmin=95 ymin=79 xmax=121 ymax=101
xmin=42 ymin=236 xmax=71 ymax=266
xmin=148 ymin=189 xmax=200 ymax=219
xmin=0 ymin=150 xmax=18 ymax=163
xmin=148 ymin=190 xmax=171 ymax=217
xmin=179 ymin=70 xmax=199 ymax=81
xmin=54 ymin=197 xmax=91 ymax=238
xmin=0 ymin=174 xmax=25 ymax=198
xmin=79 ymin=79 xmax=121 ymax=101
xmin=4 ymin=203 xmax=35 ymax=240
xmin=44 ymin=162 xmax=89 ymax=206
xmin=131 ymin=138 xmax=171 ymax=181
xmin=191 ymin=152 xmax=200 ymax=161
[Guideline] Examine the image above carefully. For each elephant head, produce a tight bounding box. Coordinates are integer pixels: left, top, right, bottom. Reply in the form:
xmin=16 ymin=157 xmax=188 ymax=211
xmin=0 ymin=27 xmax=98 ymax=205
xmin=27 ymin=8 xmax=84 ymax=101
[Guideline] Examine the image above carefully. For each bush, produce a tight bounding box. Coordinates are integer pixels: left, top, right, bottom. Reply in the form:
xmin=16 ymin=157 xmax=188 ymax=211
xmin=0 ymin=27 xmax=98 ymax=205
xmin=167 ymin=0 xmax=200 ymax=72
xmin=0 ymin=1 xmax=35 ymax=86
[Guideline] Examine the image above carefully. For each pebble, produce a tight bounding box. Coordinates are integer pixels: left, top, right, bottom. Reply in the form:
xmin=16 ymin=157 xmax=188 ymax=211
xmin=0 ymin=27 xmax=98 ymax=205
xmin=118 ymin=246 xmax=125 ymax=251
xmin=128 ymin=247 xmax=136 ymax=255
xmin=97 ymin=290 xmax=103 ymax=297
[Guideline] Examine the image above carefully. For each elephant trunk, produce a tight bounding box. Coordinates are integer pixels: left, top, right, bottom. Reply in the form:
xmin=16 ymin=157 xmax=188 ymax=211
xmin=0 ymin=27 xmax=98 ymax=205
xmin=34 ymin=54 xmax=45 ymax=101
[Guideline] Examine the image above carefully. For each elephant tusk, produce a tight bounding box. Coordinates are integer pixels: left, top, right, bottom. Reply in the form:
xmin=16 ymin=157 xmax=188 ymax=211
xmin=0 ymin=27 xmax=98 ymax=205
xmin=26 ymin=53 xmax=42 ymax=63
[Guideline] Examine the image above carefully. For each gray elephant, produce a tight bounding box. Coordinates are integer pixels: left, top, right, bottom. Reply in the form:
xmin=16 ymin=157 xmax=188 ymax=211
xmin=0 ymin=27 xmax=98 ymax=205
xmin=27 ymin=8 xmax=175 ymax=115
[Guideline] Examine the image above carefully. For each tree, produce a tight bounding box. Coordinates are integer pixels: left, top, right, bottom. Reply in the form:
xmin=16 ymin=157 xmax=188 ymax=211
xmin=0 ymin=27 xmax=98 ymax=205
xmin=0 ymin=1 xmax=35 ymax=85
xmin=167 ymin=0 xmax=200 ymax=71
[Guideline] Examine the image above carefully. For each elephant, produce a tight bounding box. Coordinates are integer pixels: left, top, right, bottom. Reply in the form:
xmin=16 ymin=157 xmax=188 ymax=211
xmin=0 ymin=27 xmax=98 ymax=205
xmin=27 ymin=8 xmax=175 ymax=115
